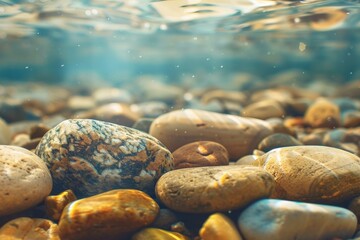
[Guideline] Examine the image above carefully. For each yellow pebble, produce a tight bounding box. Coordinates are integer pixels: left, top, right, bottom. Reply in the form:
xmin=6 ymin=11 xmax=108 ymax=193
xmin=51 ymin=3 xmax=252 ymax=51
xmin=132 ymin=228 xmax=190 ymax=240
xmin=45 ymin=189 xmax=77 ymax=221
xmin=199 ymin=213 xmax=243 ymax=240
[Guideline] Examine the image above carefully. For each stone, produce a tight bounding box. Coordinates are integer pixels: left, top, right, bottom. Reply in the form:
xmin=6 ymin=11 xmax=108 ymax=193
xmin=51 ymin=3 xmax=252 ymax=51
xmin=92 ymin=87 xmax=133 ymax=104
xmin=132 ymin=228 xmax=189 ymax=240
xmin=20 ymin=137 xmax=41 ymax=151
xmin=242 ymin=100 xmax=285 ymax=120
xmin=299 ymin=133 xmax=323 ymax=145
xmin=200 ymin=90 xmax=247 ymax=105
xmin=10 ymin=133 xmax=31 ymax=147
xmin=0 ymin=145 xmax=52 ymax=216
xmin=151 ymin=209 xmax=179 ymax=230
xmin=255 ymin=146 xmax=360 ymax=203
xmin=238 ymin=199 xmax=357 ymax=240
xmin=323 ymin=129 xmax=359 ymax=155
xmin=348 ymin=196 xmax=360 ymax=228
xmin=0 ymin=117 xmax=11 ymax=144
xmin=199 ymin=213 xmax=243 ymax=240
xmin=257 ymin=133 xmax=302 ymax=152
xmin=266 ymin=118 xmax=295 ymax=137
xmin=45 ymin=190 xmax=77 ymax=221
xmin=35 ymin=119 xmax=173 ymax=197
xmin=74 ymin=103 xmax=140 ymax=127
xmin=172 ymin=141 xmax=229 ymax=169
xmin=235 ymin=155 xmax=260 ymax=166
xmin=0 ymin=217 xmax=60 ymax=240
xmin=67 ymin=96 xmax=96 ymax=111
xmin=0 ymin=99 xmax=42 ymax=123
xmin=149 ymin=109 xmax=273 ymax=160
xmin=304 ymin=98 xmax=341 ymax=128
xmin=132 ymin=118 xmax=155 ymax=133
xmin=155 ymin=165 xmax=274 ymax=213
xmin=131 ymin=101 xmax=168 ymax=118
xmin=342 ymin=110 xmax=360 ymax=128
xmin=58 ymin=189 xmax=159 ymax=240
xmin=29 ymin=124 xmax=50 ymax=139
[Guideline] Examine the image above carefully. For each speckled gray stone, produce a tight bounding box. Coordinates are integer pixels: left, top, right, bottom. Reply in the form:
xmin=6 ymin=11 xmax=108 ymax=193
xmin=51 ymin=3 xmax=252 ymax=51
xmin=35 ymin=119 xmax=174 ymax=197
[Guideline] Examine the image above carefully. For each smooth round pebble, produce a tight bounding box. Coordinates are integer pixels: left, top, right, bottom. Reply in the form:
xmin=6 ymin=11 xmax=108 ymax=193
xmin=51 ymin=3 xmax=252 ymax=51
xmin=199 ymin=213 xmax=243 ymax=240
xmin=131 ymin=228 xmax=190 ymax=240
xmin=58 ymin=189 xmax=159 ymax=240
xmin=0 ymin=145 xmax=52 ymax=216
xmin=257 ymin=133 xmax=302 ymax=152
xmin=35 ymin=119 xmax=173 ymax=197
xmin=0 ymin=217 xmax=60 ymax=240
xmin=238 ymin=199 xmax=357 ymax=240
xmin=242 ymin=100 xmax=285 ymax=120
xmin=150 ymin=109 xmax=272 ymax=160
xmin=155 ymin=165 xmax=274 ymax=213
xmin=45 ymin=190 xmax=77 ymax=221
xmin=172 ymin=141 xmax=229 ymax=169
xmin=304 ymin=98 xmax=341 ymax=128
xmin=256 ymin=146 xmax=360 ymax=203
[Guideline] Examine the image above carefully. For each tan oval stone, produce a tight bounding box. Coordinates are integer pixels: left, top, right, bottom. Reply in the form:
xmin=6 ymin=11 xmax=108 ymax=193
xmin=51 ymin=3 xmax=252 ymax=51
xmin=199 ymin=213 xmax=243 ymax=240
xmin=131 ymin=228 xmax=190 ymax=240
xmin=172 ymin=141 xmax=229 ymax=169
xmin=150 ymin=109 xmax=273 ymax=160
xmin=155 ymin=165 xmax=274 ymax=213
xmin=0 ymin=145 xmax=52 ymax=216
xmin=58 ymin=189 xmax=159 ymax=240
xmin=257 ymin=133 xmax=302 ymax=152
xmin=242 ymin=100 xmax=285 ymax=120
xmin=304 ymin=98 xmax=341 ymax=128
xmin=45 ymin=190 xmax=77 ymax=221
xmin=0 ymin=217 xmax=60 ymax=240
xmin=257 ymin=146 xmax=360 ymax=203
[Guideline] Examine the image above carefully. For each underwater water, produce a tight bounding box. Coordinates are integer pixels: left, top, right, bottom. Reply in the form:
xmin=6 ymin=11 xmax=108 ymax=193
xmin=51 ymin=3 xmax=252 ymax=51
xmin=0 ymin=1 xmax=360 ymax=240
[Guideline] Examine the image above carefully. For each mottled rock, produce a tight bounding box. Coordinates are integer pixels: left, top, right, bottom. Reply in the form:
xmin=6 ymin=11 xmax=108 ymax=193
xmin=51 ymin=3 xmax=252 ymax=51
xmin=75 ymin=103 xmax=140 ymax=127
xmin=242 ymin=100 xmax=285 ymax=120
xmin=58 ymin=190 xmax=159 ymax=240
xmin=45 ymin=190 xmax=77 ymax=221
xmin=238 ymin=199 xmax=357 ymax=240
xmin=0 ymin=217 xmax=60 ymax=240
xmin=172 ymin=141 xmax=229 ymax=169
xmin=0 ymin=145 xmax=52 ymax=216
xmin=304 ymin=98 xmax=341 ymax=128
xmin=0 ymin=117 xmax=11 ymax=144
xmin=132 ymin=228 xmax=189 ymax=240
xmin=256 ymin=146 xmax=360 ymax=203
xmin=35 ymin=119 xmax=173 ymax=197
xmin=155 ymin=165 xmax=274 ymax=213
xmin=257 ymin=133 xmax=302 ymax=152
xmin=200 ymin=213 xmax=243 ymax=240
xmin=150 ymin=109 xmax=273 ymax=160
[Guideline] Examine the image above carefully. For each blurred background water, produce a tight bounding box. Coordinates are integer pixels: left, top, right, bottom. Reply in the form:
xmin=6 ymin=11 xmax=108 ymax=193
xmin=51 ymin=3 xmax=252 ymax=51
xmin=0 ymin=0 xmax=359 ymax=90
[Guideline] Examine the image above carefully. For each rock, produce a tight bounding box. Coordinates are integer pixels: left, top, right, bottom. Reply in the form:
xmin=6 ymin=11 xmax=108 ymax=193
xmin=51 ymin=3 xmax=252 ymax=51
xmin=132 ymin=228 xmax=189 ymax=240
xmin=131 ymin=101 xmax=168 ymax=118
xmin=151 ymin=209 xmax=179 ymax=230
xmin=172 ymin=141 xmax=229 ymax=169
xmin=0 ymin=99 xmax=41 ymax=123
xmin=0 ymin=217 xmax=60 ymax=240
xmin=199 ymin=213 xmax=243 ymax=240
xmin=238 ymin=199 xmax=357 ymax=240
xmin=0 ymin=145 xmax=52 ymax=216
xmin=200 ymin=90 xmax=247 ymax=105
xmin=266 ymin=118 xmax=295 ymax=137
xmin=257 ymin=133 xmax=302 ymax=152
xmin=235 ymin=155 xmax=260 ymax=166
xmin=323 ymin=129 xmax=359 ymax=155
xmin=58 ymin=189 xmax=159 ymax=240
xmin=155 ymin=165 xmax=274 ymax=213
xmin=304 ymin=98 xmax=341 ymax=128
xmin=29 ymin=124 xmax=50 ymax=139
xmin=242 ymin=100 xmax=285 ymax=120
xmin=74 ymin=103 xmax=140 ymax=127
xmin=348 ymin=196 xmax=360 ymax=229
xmin=0 ymin=117 xmax=11 ymax=144
xmin=92 ymin=87 xmax=133 ymax=104
xmin=299 ymin=133 xmax=323 ymax=145
xmin=45 ymin=190 xmax=77 ymax=221
xmin=132 ymin=118 xmax=155 ymax=133
xmin=35 ymin=119 xmax=173 ymax=197
xmin=67 ymin=96 xmax=96 ymax=111
xmin=342 ymin=110 xmax=360 ymax=128
xmin=20 ymin=137 xmax=41 ymax=151
xmin=149 ymin=109 xmax=273 ymax=160
xmin=10 ymin=133 xmax=31 ymax=147
xmin=255 ymin=146 xmax=360 ymax=203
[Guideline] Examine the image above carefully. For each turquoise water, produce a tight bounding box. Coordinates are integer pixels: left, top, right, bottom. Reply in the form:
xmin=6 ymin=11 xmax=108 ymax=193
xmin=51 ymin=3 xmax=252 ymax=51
xmin=0 ymin=0 xmax=359 ymax=88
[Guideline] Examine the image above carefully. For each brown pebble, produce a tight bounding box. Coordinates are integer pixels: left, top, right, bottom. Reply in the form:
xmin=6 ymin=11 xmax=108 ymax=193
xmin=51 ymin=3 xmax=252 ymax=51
xmin=199 ymin=213 xmax=243 ymax=240
xmin=304 ymin=98 xmax=341 ymax=128
xmin=257 ymin=133 xmax=302 ymax=152
xmin=29 ymin=124 xmax=50 ymax=139
xmin=45 ymin=190 xmax=77 ymax=221
xmin=0 ymin=217 xmax=60 ymax=240
xmin=172 ymin=141 xmax=229 ymax=169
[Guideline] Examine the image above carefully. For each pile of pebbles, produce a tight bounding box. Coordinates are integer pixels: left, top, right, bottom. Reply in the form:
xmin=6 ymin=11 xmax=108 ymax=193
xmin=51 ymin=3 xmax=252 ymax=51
xmin=0 ymin=79 xmax=359 ymax=240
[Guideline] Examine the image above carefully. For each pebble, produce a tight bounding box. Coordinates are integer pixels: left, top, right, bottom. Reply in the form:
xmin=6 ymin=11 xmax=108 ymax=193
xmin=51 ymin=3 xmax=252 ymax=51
xmin=67 ymin=96 xmax=96 ymax=111
xmin=242 ymin=100 xmax=285 ymax=120
xmin=58 ymin=189 xmax=159 ymax=240
xmin=0 ymin=99 xmax=41 ymax=123
xmin=74 ymin=103 xmax=140 ymax=127
xmin=348 ymin=196 xmax=360 ymax=228
xmin=0 ymin=217 xmax=60 ymax=240
xmin=342 ymin=110 xmax=360 ymax=128
xmin=257 ymin=133 xmax=302 ymax=152
xmin=172 ymin=141 xmax=229 ymax=169
xmin=235 ymin=155 xmax=260 ymax=166
xmin=199 ymin=213 xmax=243 ymax=240
xmin=266 ymin=118 xmax=296 ymax=136
xmin=132 ymin=118 xmax=155 ymax=133
xmin=238 ymin=199 xmax=357 ymax=240
xmin=45 ymin=190 xmax=77 ymax=221
xmin=0 ymin=145 xmax=52 ymax=216
xmin=151 ymin=209 xmax=179 ymax=230
xmin=132 ymin=228 xmax=190 ymax=240
xmin=155 ymin=165 xmax=274 ymax=213
xmin=35 ymin=119 xmax=173 ymax=197
xmin=256 ymin=146 xmax=360 ymax=203
xmin=200 ymin=89 xmax=247 ymax=105
xmin=29 ymin=124 xmax=50 ymax=139
xmin=92 ymin=87 xmax=133 ymax=104
xmin=131 ymin=101 xmax=168 ymax=118
xmin=304 ymin=98 xmax=341 ymax=128
xmin=149 ymin=109 xmax=273 ymax=160
xmin=0 ymin=117 xmax=11 ymax=144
